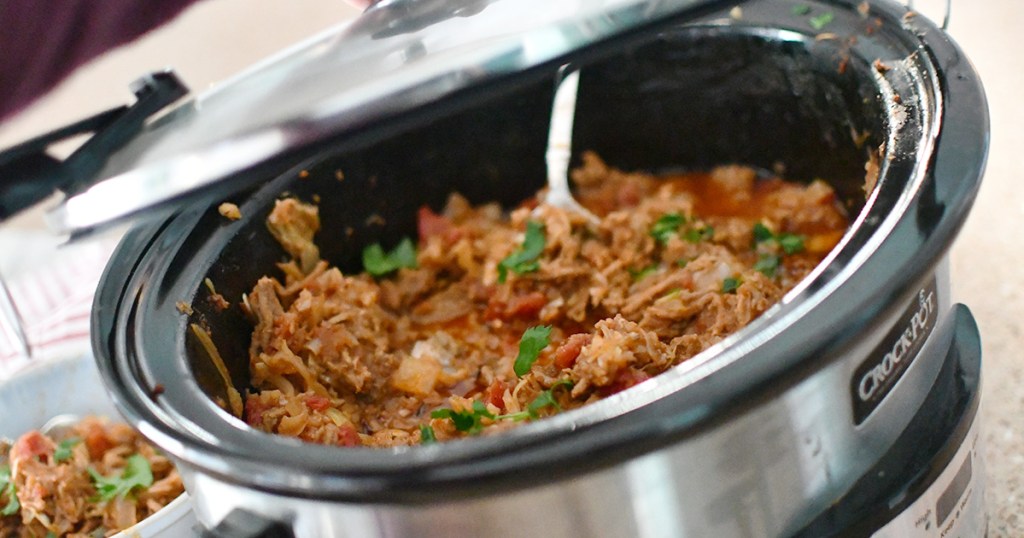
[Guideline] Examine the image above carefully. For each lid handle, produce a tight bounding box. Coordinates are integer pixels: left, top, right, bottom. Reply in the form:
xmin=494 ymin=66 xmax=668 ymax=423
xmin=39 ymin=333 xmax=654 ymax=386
xmin=0 ymin=70 xmax=188 ymax=222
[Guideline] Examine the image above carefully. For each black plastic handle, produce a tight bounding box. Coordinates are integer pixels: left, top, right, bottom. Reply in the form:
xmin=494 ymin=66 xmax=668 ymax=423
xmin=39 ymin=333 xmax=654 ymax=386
xmin=202 ymin=508 xmax=295 ymax=538
xmin=0 ymin=70 xmax=188 ymax=221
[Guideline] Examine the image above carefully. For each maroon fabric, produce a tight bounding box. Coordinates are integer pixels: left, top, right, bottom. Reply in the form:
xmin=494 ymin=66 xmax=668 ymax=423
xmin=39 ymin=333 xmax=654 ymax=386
xmin=0 ymin=0 xmax=201 ymax=121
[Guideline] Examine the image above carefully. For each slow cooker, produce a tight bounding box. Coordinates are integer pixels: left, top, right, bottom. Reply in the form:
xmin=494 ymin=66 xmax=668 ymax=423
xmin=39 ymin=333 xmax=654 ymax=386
xmin=6 ymin=0 xmax=987 ymax=535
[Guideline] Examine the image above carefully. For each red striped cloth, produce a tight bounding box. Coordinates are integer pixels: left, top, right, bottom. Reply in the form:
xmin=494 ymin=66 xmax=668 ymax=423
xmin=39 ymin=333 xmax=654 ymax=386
xmin=0 ymin=234 xmax=118 ymax=378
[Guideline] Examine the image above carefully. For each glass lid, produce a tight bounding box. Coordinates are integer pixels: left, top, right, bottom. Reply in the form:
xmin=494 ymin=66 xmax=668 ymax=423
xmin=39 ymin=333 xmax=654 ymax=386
xmin=44 ymin=0 xmax=729 ymax=235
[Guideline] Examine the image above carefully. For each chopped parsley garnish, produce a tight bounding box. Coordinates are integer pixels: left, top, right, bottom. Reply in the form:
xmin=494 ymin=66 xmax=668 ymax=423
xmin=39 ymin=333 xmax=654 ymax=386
xmin=628 ymin=264 xmax=659 ymax=281
xmin=754 ymin=254 xmax=781 ymax=278
xmin=54 ymin=438 xmax=81 ymax=463
xmin=0 ymin=465 xmax=18 ymax=516
xmin=88 ymin=454 xmax=153 ymax=502
xmin=650 ymin=213 xmax=686 ymax=244
xmin=684 ymin=225 xmax=714 ymax=243
xmin=752 ymin=222 xmax=805 ymax=255
xmin=809 ymin=12 xmax=835 ymax=30
xmin=498 ymin=221 xmax=546 ymax=283
xmin=778 ymin=233 xmax=805 ymax=255
xmin=722 ymin=277 xmax=743 ymax=294
xmin=791 ymin=4 xmax=811 ymax=15
xmin=676 ymin=258 xmax=691 ymax=268
xmin=431 ymin=400 xmax=495 ymax=435
xmin=362 ymin=237 xmax=418 ymax=276
xmin=513 ymin=325 xmax=552 ymax=377
xmin=752 ymin=222 xmax=775 ymax=243
xmin=433 ymin=381 xmax=576 ymax=434
xmin=651 ymin=213 xmax=713 ymax=244
xmin=527 ymin=379 xmax=573 ymax=416
xmin=526 ymin=391 xmax=560 ymax=417
xmin=498 ymin=380 xmax=574 ymax=422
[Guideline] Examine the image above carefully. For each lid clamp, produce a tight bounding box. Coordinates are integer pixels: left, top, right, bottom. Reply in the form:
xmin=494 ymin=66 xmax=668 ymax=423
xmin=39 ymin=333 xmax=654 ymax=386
xmin=0 ymin=70 xmax=188 ymax=222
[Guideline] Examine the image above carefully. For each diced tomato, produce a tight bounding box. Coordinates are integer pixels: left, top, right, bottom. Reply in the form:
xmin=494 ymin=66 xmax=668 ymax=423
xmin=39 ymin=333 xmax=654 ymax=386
xmin=484 ymin=380 xmax=508 ymax=411
xmin=553 ymin=333 xmax=592 ymax=369
xmin=617 ymin=181 xmax=642 ymax=207
xmin=486 ymin=292 xmax=547 ymax=321
xmin=484 ymin=296 xmax=506 ymax=321
xmin=11 ymin=431 xmax=53 ymax=462
xmin=336 ymin=425 xmax=361 ymax=447
xmin=305 ymin=394 xmax=331 ymax=412
xmin=506 ymin=292 xmax=547 ymax=319
xmin=599 ymin=369 xmax=651 ymax=397
xmin=518 ymin=197 xmax=540 ymax=211
xmin=417 ymin=206 xmax=455 ymax=243
xmin=83 ymin=428 xmax=114 ymax=460
xmin=468 ymin=281 xmax=495 ymax=302
xmin=245 ymin=396 xmax=267 ymax=427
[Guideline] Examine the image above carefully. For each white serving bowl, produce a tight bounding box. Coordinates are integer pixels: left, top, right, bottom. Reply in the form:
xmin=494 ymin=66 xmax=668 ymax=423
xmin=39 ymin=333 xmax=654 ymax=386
xmin=0 ymin=353 xmax=195 ymax=537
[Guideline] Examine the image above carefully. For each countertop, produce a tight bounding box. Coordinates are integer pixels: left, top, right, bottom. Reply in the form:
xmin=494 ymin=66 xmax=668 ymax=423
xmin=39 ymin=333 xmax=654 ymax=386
xmin=0 ymin=0 xmax=1019 ymax=535
xmin=948 ymin=3 xmax=1024 ymax=536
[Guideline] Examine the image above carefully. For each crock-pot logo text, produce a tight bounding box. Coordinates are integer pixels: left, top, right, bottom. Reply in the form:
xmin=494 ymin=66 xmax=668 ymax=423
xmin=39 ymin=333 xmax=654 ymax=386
xmin=858 ymin=289 xmax=936 ymax=400
xmin=850 ymin=278 xmax=938 ymax=424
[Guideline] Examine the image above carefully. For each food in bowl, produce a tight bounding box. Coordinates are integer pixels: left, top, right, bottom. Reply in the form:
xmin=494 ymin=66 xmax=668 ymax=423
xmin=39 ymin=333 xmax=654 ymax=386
xmin=0 ymin=416 xmax=184 ymax=537
xmin=236 ymin=152 xmax=848 ymax=447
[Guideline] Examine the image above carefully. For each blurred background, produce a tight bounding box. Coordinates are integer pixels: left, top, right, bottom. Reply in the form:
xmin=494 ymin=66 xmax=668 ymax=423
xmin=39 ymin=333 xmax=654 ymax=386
xmin=0 ymin=0 xmax=1019 ymax=535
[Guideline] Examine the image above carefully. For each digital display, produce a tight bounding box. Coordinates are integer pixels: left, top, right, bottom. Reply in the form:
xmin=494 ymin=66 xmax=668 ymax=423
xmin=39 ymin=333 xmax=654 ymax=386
xmin=936 ymin=452 xmax=973 ymax=527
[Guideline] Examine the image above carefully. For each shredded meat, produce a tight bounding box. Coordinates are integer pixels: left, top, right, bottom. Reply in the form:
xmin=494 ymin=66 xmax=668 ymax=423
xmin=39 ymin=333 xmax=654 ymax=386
xmin=266 ymin=198 xmax=321 ymax=274
xmin=241 ymin=153 xmax=848 ymax=447
xmin=0 ymin=417 xmax=183 ymax=537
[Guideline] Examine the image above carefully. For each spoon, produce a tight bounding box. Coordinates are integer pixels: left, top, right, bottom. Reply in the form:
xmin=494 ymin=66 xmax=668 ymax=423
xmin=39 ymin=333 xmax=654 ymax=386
xmin=539 ymin=66 xmax=600 ymax=225
xmin=40 ymin=413 xmax=80 ymax=439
